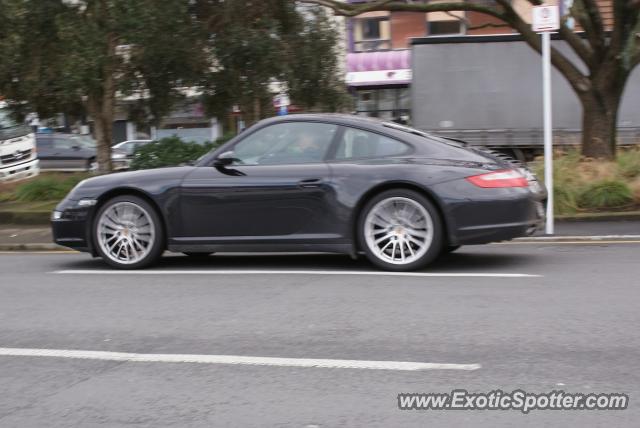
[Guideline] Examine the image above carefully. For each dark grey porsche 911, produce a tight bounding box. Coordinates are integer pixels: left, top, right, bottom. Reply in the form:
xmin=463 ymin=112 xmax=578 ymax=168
xmin=51 ymin=114 xmax=545 ymax=271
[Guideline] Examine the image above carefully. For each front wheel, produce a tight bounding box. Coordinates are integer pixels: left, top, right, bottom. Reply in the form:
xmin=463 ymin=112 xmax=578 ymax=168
xmin=358 ymin=189 xmax=443 ymax=271
xmin=93 ymin=195 xmax=164 ymax=269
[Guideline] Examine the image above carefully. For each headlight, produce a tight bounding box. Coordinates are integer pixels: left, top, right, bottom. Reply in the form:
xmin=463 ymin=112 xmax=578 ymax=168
xmin=51 ymin=211 xmax=63 ymax=220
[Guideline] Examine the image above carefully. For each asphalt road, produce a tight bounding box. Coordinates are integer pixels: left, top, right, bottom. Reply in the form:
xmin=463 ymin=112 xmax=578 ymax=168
xmin=0 ymin=243 xmax=639 ymax=427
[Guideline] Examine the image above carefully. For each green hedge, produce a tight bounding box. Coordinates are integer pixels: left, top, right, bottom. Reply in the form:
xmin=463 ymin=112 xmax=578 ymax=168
xmin=14 ymin=174 xmax=87 ymax=202
xmin=534 ymin=148 xmax=640 ymax=214
xmin=129 ymin=134 xmax=233 ymax=170
xmin=577 ymin=180 xmax=634 ymax=209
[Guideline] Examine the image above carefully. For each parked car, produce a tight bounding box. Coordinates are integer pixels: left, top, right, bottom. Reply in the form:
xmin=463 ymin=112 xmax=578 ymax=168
xmin=37 ymin=134 xmax=129 ymax=171
xmin=111 ymin=139 xmax=152 ymax=169
xmin=112 ymin=140 xmax=152 ymax=158
xmin=51 ymin=114 xmax=546 ymax=270
xmin=0 ymin=106 xmax=39 ymax=182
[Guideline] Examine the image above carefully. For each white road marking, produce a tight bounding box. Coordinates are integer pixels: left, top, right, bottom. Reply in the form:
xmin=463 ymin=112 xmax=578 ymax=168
xmin=497 ymin=240 xmax=640 ymax=245
xmin=518 ymin=235 xmax=640 ymax=240
xmin=53 ymin=269 xmax=540 ymax=278
xmin=0 ymin=347 xmax=480 ymax=371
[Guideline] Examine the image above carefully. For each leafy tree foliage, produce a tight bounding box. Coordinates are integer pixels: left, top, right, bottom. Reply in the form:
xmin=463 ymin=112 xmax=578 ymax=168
xmin=0 ymin=0 xmax=204 ymax=172
xmin=1 ymin=0 xmax=347 ymax=172
xmin=194 ymin=0 xmax=348 ymax=124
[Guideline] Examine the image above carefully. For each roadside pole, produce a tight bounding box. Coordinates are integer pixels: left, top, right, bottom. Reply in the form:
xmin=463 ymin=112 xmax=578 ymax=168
xmin=532 ymin=5 xmax=559 ymax=235
xmin=542 ymin=31 xmax=554 ymax=234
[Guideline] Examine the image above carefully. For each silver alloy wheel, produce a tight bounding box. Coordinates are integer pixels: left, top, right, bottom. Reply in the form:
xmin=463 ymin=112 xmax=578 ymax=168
xmin=97 ymin=201 xmax=155 ymax=265
xmin=364 ymin=197 xmax=434 ymax=265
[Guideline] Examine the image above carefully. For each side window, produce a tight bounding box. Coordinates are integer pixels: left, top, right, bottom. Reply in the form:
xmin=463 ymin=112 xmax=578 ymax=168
xmin=53 ymin=138 xmax=74 ymax=150
xmin=335 ymin=128 xmax=410 ymax=160
xmin=232 ymin=122 xmax=337 ymax=165
xmin=124 ymin=143 xmax=136 ymax=154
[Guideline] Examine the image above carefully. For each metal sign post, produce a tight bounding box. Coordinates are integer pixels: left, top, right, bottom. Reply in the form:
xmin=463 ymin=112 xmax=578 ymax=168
xmin=532 ymin=5 xmax=559 ymax=235
xmin=542 ymin=31 xmax=554 ymax=234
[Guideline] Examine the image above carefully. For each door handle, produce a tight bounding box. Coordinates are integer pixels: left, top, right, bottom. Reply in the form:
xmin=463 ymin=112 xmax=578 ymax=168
xmin=298 ymin=178 xmax=323 ymax=188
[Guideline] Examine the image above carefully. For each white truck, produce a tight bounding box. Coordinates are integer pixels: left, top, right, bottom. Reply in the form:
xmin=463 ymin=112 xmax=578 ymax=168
xmin=0 ymin=104 xmax=39 ymax=182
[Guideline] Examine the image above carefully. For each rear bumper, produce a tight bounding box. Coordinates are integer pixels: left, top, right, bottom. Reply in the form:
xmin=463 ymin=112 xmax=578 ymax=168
xmin=0 ymin=158 xmax=39 ymax=182
xmin=435 ymin=181 xmax=545 ymax=246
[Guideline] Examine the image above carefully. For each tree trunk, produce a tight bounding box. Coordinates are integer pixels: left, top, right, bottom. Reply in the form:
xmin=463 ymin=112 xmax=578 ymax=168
xmin=580 ymin=91 xmax=621 ymax=160
xmin=252 ymin=97 xmax=261 ymax=124
xmin=90 ymin=31 xmax=117 ymax=174
xmin=88 ymin=96 xmax=113 ymax=174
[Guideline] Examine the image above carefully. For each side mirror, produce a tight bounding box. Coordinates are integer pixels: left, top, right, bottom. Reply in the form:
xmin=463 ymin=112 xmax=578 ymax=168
xmin=213 ymin=150 xmax=236 ymax=167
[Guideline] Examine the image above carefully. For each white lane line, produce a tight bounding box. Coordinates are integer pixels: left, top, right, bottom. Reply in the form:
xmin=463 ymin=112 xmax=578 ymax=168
xmin=497 ymin=240 xmax=640 ymax=245
xmin=53 ymin=269 xmax=540 ymax=278
xmin=0 ymin=347 xmax=480 ymax=371
xmin=519 ymin=234 xmax=640 ymax=240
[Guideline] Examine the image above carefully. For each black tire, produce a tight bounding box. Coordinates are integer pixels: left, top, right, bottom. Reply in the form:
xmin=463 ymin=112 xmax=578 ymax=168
xmin=93 ymin=195 xmax=165 ymax=269
xmin=357 ymin=189 xmax=444 ymax=271
xmin=182 ymin=252 xmax=214 ymax=258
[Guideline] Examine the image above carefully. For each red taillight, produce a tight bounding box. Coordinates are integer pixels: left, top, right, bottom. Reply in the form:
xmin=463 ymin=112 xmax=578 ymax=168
xmin=466 ymin=169 xmax=528 ymax=188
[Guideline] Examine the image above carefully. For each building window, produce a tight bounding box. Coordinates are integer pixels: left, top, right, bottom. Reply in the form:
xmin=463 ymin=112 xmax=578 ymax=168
xmin=354 ymin=87 xmax=410 ymax=122
xmin=354 ymin=17 xmax=391 ymax=52
xmin=362 ymin=18 xmax=383 ymax=39
xmin=428 ymin=20 xmax=463 ymax=36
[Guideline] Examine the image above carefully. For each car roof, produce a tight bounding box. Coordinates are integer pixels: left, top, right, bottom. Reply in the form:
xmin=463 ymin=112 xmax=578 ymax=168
xmin=254 ymin=113 xmax=440 ymax=145
xmin=117 ymin=140 xmax=152 ymax=144
xmin=258 ymin=113 xmax=390 ymax=128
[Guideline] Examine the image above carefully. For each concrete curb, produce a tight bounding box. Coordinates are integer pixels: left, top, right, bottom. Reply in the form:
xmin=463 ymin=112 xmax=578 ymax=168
xmin=0 ymin=243 xmax=72 ymax=252
xmin=555 ymin=211 xmax=640 ymax=222
xmin=513 ymin=235 xmax=640 ymax=243
xmin=0 ymin=211 xmax=50 ymax=225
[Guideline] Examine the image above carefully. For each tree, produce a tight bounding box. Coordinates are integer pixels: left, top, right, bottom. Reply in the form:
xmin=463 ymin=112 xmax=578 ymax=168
xmin=193 ymin=0 xmax=348 ymax=127
xmin=299 ymin=0 xmax=640 ymax=160
xmin=0 ymin=0 xmax=204 ymax=172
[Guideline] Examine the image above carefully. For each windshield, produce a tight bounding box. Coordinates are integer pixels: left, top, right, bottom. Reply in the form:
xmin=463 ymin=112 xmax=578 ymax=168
xmin=0 ymin=110 xmax=19 ymax=130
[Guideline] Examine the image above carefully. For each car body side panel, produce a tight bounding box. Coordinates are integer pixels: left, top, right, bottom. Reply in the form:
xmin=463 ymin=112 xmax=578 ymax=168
xmin=175 ymin=163 xmax=339 ymax=243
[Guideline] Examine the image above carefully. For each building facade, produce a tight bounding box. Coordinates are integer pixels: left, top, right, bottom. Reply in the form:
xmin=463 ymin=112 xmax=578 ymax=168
xmin=344 ymin=0 xmax=536 ymax=122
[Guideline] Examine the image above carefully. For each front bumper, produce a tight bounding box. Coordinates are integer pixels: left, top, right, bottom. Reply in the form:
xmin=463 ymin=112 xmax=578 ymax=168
xmin=0 ymin=158 xmax=39 ymax=182
xmin=51 ymin=198 xmax=96 ymax=252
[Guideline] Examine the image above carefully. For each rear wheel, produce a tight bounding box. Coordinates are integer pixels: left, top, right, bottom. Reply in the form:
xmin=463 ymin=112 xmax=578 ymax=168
xmin=93 ymin=195 xmax=164 ymax=269
xmin=358 ymin=189 xmax=443 ymax=271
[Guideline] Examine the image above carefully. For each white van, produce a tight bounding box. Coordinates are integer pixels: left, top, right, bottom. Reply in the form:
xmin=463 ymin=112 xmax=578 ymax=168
xmin=0 ymin=106 xmax=39 ymax=182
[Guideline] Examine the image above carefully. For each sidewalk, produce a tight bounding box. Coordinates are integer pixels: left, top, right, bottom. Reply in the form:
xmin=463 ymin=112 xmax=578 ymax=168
xmin=1 ymin=221 xmax=638 ymax=251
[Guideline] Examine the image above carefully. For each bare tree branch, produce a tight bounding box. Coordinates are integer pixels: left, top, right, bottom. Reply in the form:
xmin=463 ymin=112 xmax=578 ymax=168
xmin=491 ymin=0 xmax=591 ymax=93
xmin=524 ymin=0 xmax=594 ymax=68
xmin=299 ymin=0 xmax=510 ymax=20
xmin=442 ymin=11 xmax=510 ymax=32
xmin=571 ymin=0 xmax=606 ymax=54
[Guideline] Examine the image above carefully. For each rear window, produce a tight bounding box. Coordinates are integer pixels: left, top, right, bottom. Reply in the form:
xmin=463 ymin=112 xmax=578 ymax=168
xmin=335 ymin=127 xmax=410 ymax=160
